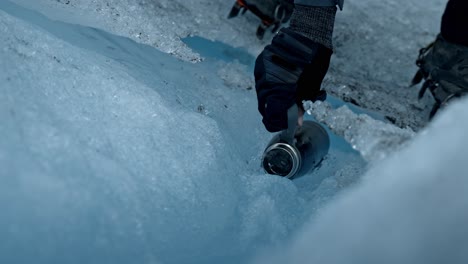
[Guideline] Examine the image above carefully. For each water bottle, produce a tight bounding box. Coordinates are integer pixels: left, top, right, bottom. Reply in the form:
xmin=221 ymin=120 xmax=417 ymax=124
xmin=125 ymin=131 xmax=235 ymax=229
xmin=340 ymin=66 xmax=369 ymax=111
xmin=261 ymin=105 xmax=330 ymax=179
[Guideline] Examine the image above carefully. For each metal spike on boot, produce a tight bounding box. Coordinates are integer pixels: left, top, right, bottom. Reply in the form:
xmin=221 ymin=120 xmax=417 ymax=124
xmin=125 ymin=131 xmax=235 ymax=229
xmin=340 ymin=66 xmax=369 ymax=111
xmin=411 ymin=34 xmax=468 ymax=118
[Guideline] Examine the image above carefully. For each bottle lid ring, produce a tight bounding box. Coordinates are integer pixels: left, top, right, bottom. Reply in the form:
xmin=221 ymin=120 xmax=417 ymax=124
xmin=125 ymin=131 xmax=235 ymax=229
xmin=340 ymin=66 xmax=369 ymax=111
xmin=262 ymin=142 xmax=301 ymax=178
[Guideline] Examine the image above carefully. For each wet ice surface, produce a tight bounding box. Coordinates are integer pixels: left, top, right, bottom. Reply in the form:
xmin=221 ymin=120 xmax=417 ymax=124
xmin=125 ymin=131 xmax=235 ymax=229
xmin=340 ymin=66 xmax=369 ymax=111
xmin=2 ymin=0 xmax=468 ymax=263
xmin=9 ymin=0 xmax=266 ymax=61
xmin=0 ymin=1 xmax=365 ymax=263
xmin=303 ymin=100 xmax=415 ymax=162
xmin=257 ymin=99 xmax=468 ymax=264
xmin=9 ymin=0 xmax=447 ymax=129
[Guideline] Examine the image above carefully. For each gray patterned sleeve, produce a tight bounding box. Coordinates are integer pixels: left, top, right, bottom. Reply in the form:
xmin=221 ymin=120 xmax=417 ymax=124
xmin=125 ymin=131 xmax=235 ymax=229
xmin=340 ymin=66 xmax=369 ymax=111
xmin=294 ymin=0 xmax=344 ymax=10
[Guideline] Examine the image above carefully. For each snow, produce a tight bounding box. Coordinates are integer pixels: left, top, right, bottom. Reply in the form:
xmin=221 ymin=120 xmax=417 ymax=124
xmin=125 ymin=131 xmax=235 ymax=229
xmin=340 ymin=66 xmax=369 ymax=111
xmin=0 ymin=4 xmax=240 ymax=262
xmin=303 ymin=100 xmax=415 ymax=162
xmin=256 ymin=99 xmax=468 ymax=264
xmin=1 ymin=0 xmax=467 ymax=263
xmin=9 ymin=0 xmax=447 ymax=129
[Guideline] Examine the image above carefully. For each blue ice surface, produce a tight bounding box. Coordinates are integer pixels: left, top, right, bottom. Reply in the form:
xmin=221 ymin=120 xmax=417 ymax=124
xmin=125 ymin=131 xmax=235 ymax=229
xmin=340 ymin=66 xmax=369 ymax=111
xmin=184 ymin=35 xmax=368 ymax=195
xmin=183 ymin=36 xmax=256 ymax=70
xmin=182 ymin=35 xmax=384 ymax=152
xmin=182 ymin=35 xmax=386 ymax=122
xmin=1 ymin=1 xmax=366 ymax=263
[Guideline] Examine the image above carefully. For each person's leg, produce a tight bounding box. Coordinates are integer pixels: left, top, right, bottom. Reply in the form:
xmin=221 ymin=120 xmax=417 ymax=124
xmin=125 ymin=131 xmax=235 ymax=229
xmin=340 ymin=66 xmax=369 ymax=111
xmin=411 ymin=0 xmax=468 ymax=119
xmin=441 ymin=0 xmax=468 ymax=46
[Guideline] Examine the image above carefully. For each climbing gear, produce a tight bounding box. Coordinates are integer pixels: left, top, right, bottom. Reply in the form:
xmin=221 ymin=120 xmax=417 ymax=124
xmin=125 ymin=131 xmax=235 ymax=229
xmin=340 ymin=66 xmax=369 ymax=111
xmin=411 ymin=34 xmax=468 ymax=118
xmin=228 ymin=0 xmax=294 ymax=39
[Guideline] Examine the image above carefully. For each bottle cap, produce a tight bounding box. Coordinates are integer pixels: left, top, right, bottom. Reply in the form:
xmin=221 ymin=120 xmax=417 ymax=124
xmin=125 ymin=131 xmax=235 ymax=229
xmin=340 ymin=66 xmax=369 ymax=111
xmin=262 ymin=142 xmax=301 ymax=178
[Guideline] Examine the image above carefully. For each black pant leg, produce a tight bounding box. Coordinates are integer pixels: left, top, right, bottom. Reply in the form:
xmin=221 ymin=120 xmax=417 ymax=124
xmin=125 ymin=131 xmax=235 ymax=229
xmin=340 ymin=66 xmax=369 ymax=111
xmin=441 ymin=0 xmax=468 ymax=46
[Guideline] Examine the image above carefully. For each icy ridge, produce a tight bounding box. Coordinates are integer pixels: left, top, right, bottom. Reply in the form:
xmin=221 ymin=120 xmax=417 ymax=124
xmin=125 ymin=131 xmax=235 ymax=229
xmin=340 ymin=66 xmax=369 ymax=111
xmin=258 ymin=97 xmax=468 ymax=264
xmin=303 ymin=100 xmax=415 ymax=162
xmin=9 ymin=0 xmax=264 ymax=61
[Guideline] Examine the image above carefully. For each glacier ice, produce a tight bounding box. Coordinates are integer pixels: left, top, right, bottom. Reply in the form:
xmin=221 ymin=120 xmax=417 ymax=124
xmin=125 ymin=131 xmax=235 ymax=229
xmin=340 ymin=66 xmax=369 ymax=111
xmin=0 ymin=2 xmax=364 ymax=263
xmin=2 ymin=0 xmax=467 ymax=263
xmin=257 ymin=97 xmax=468 ymax=264
xmin=303 ymin=100 xmax=415 ymax=162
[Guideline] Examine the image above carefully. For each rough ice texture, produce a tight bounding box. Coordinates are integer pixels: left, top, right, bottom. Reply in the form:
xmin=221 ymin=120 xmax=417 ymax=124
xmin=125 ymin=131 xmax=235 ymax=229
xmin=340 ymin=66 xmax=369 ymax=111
xmin=9 ymin=0 xmax=446 ymax=130
xmin=0 ymin=8 xmax=240 ymax=263
xmin=217 ymin=61 xmax=255 ymax=91
xmin=0 ymin=2 xmax=365 ymax=263
xmin=2 ymin=0 xmax=466 ymax=263
xmin=9 ymin=0 xmax=266 ymax=62
xmin=303 ymin=100 xmax=415 ymax=162
xmin=257 ymin=97 xmax=468 ymax=264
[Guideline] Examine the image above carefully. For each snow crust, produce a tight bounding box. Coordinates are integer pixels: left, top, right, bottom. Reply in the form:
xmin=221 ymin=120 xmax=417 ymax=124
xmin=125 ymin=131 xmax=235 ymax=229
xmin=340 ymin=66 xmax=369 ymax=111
xmin=0 ymin=8 xmax=239 ymax=263
xmin=9 ymin=0 xmax=447 ymax=129
xmin=0 ymin=2 xmax=364 ymax=263
xmin=2 ymin=0 xmax=467 ymax=263
xmin=303 ymin=100 xmax=415 ymax=162
xmin=9 ymin=0 xmax=265 ymax=61
xmin=257 ymin=98 xmax=468 ymax=264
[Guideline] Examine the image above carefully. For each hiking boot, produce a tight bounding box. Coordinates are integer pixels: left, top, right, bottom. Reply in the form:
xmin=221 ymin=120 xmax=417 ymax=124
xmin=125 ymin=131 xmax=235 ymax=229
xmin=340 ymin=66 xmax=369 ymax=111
xmin=411 ymin=34 xmax=468 ymax=118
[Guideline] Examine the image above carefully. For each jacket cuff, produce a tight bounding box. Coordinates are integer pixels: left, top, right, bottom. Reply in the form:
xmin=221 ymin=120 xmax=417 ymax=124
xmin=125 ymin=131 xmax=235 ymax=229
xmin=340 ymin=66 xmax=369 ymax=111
xmin=289 ymin=5 xmax=337 ymax=50
xmin=294 ymin=0 xmax=344 ymax=10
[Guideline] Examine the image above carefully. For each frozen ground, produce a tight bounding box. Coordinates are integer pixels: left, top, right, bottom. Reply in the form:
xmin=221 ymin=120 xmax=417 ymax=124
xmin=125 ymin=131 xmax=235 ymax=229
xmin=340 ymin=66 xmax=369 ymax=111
xmin=1 ymin=0 xmax=467 ymax=263
xmin=9 ymin=0 xmax=447 ymax=129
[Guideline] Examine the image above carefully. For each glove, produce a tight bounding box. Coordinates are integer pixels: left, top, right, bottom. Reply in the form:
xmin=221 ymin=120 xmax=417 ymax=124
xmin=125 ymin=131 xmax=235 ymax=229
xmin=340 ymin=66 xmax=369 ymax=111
xmin=254 ymin=5 xmax=337 ymax=132
xmin=228 ymin=0 xmax=294 ymax=39
xmin=255 ymin=28 xmax=332 ymax=132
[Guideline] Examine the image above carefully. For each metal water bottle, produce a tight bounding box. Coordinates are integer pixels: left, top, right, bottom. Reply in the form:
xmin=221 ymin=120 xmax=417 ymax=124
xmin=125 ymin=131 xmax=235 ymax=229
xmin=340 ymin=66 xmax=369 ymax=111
xmin=261 ymin=105 xmax=330 ymax=179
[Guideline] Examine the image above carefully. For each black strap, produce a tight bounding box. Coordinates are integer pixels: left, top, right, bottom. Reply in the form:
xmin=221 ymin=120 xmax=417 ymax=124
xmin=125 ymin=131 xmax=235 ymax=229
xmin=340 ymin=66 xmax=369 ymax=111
xmin=279 ymin=105 xmax=299 ymax=144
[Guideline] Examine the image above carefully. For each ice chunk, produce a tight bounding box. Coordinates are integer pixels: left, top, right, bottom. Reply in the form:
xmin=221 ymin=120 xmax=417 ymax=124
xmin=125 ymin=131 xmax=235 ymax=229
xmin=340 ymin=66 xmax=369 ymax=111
xmin=257 ymin=97 xmax=468 ymax=264
xmin=0 ymin=5 xmax=363 ymax=263
xmin=303 ymin=100 xmax=415 ymax=162
xmin=0 ymin=9 xmax=241 ymax=264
